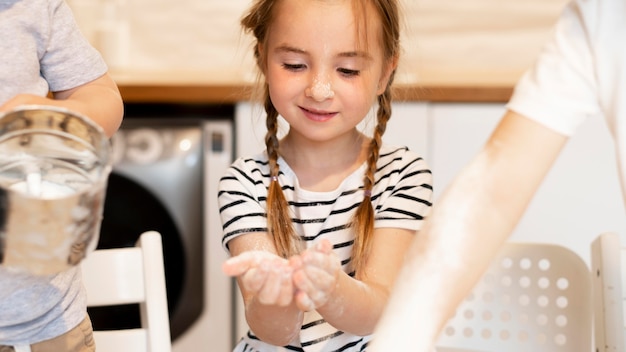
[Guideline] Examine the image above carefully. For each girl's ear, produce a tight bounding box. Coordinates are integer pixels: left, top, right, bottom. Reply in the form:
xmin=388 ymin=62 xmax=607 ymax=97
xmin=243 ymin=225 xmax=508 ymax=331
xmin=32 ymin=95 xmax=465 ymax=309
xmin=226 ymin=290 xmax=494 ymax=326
xmin=376 ymin=55 xmax=399 ymax=95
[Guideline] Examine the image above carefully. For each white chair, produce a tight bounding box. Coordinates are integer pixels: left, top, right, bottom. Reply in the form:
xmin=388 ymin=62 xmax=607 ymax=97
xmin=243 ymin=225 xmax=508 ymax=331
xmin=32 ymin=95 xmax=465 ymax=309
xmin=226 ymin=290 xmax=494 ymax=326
xmin=435 ymin=242 xmax=592 ymax=352
xmin=591 ymin=232 xmax=626 ymax=352
xmin=81 ymin=230 xmax=172 ymax=352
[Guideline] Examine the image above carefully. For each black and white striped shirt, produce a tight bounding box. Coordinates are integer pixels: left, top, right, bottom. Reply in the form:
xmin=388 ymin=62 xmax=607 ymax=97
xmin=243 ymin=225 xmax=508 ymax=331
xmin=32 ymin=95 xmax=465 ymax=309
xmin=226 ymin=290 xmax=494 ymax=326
xmin=218 ymin=144 xmax=433 ymax=352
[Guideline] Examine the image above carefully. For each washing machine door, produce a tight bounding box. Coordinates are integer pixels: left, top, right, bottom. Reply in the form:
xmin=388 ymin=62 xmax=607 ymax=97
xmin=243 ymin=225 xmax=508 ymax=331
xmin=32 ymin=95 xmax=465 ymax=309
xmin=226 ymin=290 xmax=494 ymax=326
xmin=88 ymin=172 xmax=186 ymax=331
xmin=88 ymin=119 xmax=205 ymax=342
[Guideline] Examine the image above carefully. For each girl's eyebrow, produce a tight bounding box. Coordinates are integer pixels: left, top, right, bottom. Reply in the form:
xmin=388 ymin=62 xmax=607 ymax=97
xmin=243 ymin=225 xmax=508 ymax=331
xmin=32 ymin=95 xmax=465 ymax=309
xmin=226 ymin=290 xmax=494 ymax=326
xmin=339 ymin=51 xmax=373 ymax=62
xmin=274 ymin=45 xmax=372 ymax=60
xmin=274 ymin=45 xmax=306 ymax=55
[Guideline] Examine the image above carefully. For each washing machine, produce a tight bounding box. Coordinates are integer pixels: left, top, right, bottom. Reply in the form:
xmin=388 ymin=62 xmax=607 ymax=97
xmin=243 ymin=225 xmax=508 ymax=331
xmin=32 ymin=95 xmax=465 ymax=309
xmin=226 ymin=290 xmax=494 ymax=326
xmin=89 ymin=104 xmax=236 ymax=351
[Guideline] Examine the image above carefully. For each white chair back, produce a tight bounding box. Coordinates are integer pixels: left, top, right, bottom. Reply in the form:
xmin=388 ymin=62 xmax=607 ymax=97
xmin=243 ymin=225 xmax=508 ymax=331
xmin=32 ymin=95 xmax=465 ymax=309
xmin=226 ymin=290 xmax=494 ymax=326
xmin=81 ymin=230 xmax=172 ymax=352
xmin=436 ymin=242 xmax=592 ymax=352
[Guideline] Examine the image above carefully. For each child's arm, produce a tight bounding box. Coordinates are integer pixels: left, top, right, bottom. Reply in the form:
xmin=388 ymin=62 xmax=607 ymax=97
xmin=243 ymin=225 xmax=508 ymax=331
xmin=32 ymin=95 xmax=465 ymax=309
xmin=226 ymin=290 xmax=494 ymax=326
xmin=223 ymin=232 xmax=304 ymax=346
xmin=0 ymin=73 xmax=123 ymax=137
xmin=292 ymin=229 xmax=415 ymax=336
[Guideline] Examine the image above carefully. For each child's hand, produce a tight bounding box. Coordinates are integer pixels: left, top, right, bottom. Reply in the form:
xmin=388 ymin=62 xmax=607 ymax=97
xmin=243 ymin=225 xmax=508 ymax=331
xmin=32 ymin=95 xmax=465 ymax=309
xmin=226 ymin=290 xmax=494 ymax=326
xmin=223 ymin=250 xmax=294 ymax=307
xmin=290 ymin=239 xmax=341 ymax=311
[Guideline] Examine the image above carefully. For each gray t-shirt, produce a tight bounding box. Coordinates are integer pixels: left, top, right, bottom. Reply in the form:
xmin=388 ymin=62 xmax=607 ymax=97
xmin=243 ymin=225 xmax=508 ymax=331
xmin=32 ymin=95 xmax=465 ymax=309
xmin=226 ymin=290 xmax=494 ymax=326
xmin=0 ymin=0 xmax=107 ymax=344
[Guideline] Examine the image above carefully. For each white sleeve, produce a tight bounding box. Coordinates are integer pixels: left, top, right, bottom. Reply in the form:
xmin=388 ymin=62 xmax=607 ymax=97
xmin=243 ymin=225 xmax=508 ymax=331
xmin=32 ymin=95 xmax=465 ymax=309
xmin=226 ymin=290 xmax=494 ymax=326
xmin=506 ymin=0 xmax=601 ymax=136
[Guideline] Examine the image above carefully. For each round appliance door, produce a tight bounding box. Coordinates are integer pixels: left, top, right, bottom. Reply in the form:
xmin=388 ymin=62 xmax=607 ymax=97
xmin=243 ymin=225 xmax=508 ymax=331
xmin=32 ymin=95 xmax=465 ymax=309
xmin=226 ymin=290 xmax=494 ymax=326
xmin=88 ymin=119 xmax=205 ymax=341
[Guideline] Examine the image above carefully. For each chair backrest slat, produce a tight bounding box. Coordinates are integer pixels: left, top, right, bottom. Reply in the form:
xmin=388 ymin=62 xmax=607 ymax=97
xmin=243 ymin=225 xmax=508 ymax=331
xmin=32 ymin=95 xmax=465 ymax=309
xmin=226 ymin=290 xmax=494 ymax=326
xmin=82 ymin=247 xmax=145 ymax=306
xmin=81 ymin=231 xmax=171 ymax=352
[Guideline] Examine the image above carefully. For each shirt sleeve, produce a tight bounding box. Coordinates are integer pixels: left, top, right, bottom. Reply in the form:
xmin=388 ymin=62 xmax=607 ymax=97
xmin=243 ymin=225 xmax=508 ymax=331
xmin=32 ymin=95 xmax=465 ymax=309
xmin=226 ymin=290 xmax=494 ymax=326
xmin=41 ymin=0 xmax=108 ymax=92
xmin=217 ymin=157 xmax=269 ymax=253
xmin=507 ymin=0 xmax=601 ymax=136
xmin=373 ymin=149 xmax=433 ymax=231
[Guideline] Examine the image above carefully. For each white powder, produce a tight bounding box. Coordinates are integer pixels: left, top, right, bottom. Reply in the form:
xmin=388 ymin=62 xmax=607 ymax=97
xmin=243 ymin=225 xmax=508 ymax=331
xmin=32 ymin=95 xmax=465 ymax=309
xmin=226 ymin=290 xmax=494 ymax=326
xmin=10 ymin=177 xmax=76 ymax=198
xmin=223 ymin=250 xmax=289 ymax=276
xmin=311 ymin=76 xmax=334 ymax=100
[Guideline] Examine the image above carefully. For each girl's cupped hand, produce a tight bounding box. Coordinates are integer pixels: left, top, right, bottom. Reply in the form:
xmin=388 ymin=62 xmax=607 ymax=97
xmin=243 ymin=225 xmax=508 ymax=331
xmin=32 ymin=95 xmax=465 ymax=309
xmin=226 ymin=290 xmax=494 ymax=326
xmin=290 ymin=239 xmax=341 ymax=311
xmin=222 ymin=250 xmax=295 ymax=307
xmin=222 ymin=239 xmax=341 ymax=311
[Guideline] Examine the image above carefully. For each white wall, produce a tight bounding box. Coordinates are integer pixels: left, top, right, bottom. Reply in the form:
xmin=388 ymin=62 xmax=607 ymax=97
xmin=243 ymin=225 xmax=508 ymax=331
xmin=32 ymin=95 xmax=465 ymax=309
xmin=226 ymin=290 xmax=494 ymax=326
xmin=427 ymin=103 xmax=626 ymax=265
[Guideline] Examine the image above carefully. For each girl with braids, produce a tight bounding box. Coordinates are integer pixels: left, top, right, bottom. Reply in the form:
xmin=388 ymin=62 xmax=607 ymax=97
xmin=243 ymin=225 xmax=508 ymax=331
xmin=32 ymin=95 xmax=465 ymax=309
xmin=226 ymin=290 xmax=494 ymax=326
xmin=218 ymin=0 xmax=432 ymax=350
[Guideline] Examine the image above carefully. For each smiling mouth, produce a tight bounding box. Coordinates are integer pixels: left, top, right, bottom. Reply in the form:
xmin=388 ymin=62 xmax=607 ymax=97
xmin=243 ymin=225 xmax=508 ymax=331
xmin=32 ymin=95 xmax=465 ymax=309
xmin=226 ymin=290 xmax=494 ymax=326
xmin=300 ymin=107 xmax=337 ymax=122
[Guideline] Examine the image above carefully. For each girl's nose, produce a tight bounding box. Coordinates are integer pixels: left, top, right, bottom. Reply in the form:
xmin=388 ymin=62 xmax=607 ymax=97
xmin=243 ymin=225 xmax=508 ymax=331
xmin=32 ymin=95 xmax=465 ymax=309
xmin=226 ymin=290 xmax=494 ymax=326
xmin=305 ymin=75 xmax=335 ymax=102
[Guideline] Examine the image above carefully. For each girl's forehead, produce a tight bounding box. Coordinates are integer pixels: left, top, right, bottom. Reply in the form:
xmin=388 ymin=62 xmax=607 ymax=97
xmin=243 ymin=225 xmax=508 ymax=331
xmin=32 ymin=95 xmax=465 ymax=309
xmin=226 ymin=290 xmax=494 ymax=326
xmin=269 ymin=0 xmax=382 ymax=54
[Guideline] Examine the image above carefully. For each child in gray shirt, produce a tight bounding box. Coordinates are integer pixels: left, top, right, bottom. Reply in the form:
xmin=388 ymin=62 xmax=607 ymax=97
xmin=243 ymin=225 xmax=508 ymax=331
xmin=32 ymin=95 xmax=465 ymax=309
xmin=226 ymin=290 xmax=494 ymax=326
xmin=0 ymin=0 xmax=123 ymax=350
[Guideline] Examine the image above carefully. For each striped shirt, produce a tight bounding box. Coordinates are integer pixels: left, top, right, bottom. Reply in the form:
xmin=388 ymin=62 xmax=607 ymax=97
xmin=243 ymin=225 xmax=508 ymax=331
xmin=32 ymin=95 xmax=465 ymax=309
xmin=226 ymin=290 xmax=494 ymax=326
xmin=218 ymin=144 xmax=433 ymax=352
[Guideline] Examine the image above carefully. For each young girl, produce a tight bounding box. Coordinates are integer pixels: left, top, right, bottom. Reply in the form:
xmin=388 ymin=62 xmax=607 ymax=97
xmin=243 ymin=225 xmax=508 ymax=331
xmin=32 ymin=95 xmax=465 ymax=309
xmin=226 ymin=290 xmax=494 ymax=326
xmin=219 ymin=0 xmax=432 ymax=350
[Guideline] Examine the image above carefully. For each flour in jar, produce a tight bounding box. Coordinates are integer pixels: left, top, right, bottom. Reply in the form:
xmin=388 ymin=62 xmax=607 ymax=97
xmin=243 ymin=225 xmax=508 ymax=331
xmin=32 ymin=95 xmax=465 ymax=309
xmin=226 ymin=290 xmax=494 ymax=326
xmin=8 ymin=172 xmax=77 ymax=198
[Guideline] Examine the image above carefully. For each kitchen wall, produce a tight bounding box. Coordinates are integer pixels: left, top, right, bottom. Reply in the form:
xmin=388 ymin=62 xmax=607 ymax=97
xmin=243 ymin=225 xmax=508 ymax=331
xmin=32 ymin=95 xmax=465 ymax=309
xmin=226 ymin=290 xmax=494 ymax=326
xmin=66 ymin=0 xmax=570 ymax=86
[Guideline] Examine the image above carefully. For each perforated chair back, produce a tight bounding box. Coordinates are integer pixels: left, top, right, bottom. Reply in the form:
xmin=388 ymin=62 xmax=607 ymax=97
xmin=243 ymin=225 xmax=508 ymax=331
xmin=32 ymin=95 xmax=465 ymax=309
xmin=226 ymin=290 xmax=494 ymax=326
xmin=591 ymin=232 xmax=626 ymax=352
xmin=81 ymin=231 xmax=172 ymax=352
xmin=435 ymin=242 xmax=592 ymax=352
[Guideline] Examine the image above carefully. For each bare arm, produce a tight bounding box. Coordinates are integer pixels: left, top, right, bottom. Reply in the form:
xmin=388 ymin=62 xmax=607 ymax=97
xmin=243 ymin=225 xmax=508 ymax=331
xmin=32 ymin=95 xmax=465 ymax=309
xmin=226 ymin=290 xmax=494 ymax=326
xmin=299 ymin=227 xmax=415 ymax=336
xmin=225 ymin=226 xmax=415 ymax=342
xmin=369 ymin=111 xmax=569 ymax=351
xmin=225 ymin=232 xmax=304 ymax=346
xmin=0 ymin=73 xmax=123 ymax=137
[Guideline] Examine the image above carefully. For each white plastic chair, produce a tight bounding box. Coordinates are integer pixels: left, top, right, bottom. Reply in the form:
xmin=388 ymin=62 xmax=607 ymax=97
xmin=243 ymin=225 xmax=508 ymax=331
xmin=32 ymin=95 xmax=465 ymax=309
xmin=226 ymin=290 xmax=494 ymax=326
xmin=435 ymin=242 xmax=592 ymax=352
xmin=81 ymin=230 xmax=172 ymax=352
xmin=591 ymin=232 xmax=626 ymax=352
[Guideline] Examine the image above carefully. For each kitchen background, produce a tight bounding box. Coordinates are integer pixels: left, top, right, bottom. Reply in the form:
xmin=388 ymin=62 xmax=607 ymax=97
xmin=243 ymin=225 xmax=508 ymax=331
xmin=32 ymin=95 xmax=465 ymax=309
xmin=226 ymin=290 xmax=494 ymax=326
xmin=66 ymin=0 xmax=572 ymax=85
xmin=65 ymin=0 xmax=626 ymax=351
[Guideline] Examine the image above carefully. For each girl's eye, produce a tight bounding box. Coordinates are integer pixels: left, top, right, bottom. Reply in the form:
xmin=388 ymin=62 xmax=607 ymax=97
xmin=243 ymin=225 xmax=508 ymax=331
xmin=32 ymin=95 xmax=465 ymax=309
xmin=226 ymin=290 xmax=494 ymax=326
xmin=282 ymin=63 xmax=306 ymax=71
xmin=338 ymin=68 xmax=360 ymax=77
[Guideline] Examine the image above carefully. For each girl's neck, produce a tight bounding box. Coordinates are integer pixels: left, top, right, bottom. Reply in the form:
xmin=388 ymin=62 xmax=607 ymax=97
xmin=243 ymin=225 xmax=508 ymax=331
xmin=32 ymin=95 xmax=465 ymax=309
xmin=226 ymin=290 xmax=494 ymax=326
xmin=279 ymin=130 xmax=370 ymax=191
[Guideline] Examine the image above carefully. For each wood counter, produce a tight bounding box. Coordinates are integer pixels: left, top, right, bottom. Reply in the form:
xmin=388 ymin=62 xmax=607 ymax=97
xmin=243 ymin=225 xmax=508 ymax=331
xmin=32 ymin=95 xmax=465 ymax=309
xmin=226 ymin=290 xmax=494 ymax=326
xmin=117 ymin=82 xmax=513 ymax=104
xmin=113 ymin=70 xmax=516 ymax=105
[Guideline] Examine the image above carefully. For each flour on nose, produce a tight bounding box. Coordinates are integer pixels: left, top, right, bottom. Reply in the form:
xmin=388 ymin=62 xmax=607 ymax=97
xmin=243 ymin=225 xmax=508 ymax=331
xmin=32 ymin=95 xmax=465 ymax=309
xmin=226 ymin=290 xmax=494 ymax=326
xmin=312 ymin=77 xmax=334 ymax=99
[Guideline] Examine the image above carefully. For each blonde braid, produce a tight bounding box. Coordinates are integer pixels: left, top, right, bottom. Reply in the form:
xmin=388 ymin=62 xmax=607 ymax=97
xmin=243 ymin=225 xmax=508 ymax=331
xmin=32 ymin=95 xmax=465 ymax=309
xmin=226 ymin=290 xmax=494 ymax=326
xmin=351 ymin=80 xmax=394 ymax=276
xmin=263 ymin=89 xmax=300 ymax=258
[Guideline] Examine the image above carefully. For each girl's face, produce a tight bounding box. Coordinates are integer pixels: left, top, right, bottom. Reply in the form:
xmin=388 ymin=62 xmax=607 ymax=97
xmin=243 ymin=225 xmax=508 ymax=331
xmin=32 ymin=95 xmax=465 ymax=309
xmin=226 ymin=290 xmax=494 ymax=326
xmin=264 ymin=0 xmax=395 ymax=145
